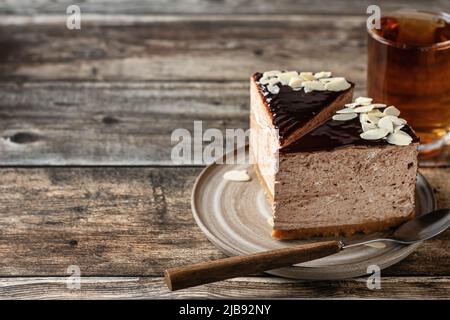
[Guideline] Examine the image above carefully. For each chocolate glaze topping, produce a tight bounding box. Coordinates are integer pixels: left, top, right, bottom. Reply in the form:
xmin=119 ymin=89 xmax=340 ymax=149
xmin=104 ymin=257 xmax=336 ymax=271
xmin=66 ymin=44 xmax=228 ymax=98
xmin=254 ymin=72 xmax=353 ymax=145
xmin=281 ymin=116 xmax=420 ymax=154
xmin=253 ymin=72 xmax=419 ymax=153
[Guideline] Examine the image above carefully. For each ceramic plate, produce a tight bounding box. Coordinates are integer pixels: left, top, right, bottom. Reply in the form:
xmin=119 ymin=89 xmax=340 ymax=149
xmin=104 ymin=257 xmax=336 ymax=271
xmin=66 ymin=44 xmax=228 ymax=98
xmin=191 ymin=147 xmax=436 ymax=279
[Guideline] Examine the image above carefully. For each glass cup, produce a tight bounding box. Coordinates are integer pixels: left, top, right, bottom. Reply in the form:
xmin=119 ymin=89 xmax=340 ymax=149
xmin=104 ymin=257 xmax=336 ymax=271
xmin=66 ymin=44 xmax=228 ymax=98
xmin=367 ymin=9 xmax=450 ymax=166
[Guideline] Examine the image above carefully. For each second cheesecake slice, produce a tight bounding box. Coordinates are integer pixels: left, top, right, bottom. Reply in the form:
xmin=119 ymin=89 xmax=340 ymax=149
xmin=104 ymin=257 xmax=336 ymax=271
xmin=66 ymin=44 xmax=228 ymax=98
xmin=250 ymin=70 xmax=354 ymax=199
xmin=251 ymin=71 xmax=354 ymax=148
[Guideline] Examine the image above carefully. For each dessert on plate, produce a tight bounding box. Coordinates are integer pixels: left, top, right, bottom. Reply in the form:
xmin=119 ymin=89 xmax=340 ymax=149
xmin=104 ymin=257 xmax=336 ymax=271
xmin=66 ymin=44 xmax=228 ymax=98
xmin=249 ymin=70 xmax=419 ymax=240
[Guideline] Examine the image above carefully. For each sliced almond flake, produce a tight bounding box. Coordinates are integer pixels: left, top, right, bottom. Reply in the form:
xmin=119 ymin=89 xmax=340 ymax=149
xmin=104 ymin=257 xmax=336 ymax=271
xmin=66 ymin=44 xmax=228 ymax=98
xmin=383 ymin=106 xmax=401 ymax=116
xmin=360 ymin=113 xmax=380 ymax=125
xmin=288 ymin=76 xmax=303 ymax=88
xmin=362 ymin=121 xmax=377 ymax=132
xmin=300 ymin=75 xmax=315 ymax=82
xmin=277 ymin=71 xmax=298 ymax=85
xmin=368 ymin=109 xmax=384 ymax=117
xmin=314 ymin=71 xmax=332 ymax=79
xmin=382 ymin=115 xmax=406 ymax=126
xmin=393 ymin=117 xmax=407 ymax=125
xmin=319 ymin=78 xmax=334 ymax=84
xmin=360 ymin=128 xmax=389 ymax=140
xmin=355 ymin=97 xmax=373 ymax=105
xmin=299 ymin=72 xmax=315 ymax=81
xmin=345 ymin=102 xmax=361 ymax=108
xmin=359 ymin=113 xmax=366 ymax=123
xmin=367 ymin=114 xmax=380 ymax=124
xmin=303 ymin=86 xmax=313 ymax=93
xmin=263 ymin=70 xmax=282 ymax=77
xmin=378 ymin=116 xmax=394 ymax=133
xmin=268 ymin=77 xmax=280 ymax=85
xmin=223 ymin=170 xmax=251 ymax=182
xmin=386 ymin=131 xmax=412 ymax=145
xmin=303 ymin=80 xmax=326 ymax=92
xmin=332 ymin=113 xmax=358 ymax=121
xmin=325 ymin=78 xmax=351 ymax=91
xmin=396 ymin=129 xmax=413 ymax=138
xmin=260 ymin=76 xmax=280 ymax=85
xmin=267 ymin=84 xmax=280 ymax=94
xmin=259 ymin=77 xmax=271 ymax=85
xmin=394 ymin=124 xmax=405 ymax=132
xmin=354 ymin=105 xmax=376 ymax=113
xmin=336 ymin=108 xmax=357 ymax=114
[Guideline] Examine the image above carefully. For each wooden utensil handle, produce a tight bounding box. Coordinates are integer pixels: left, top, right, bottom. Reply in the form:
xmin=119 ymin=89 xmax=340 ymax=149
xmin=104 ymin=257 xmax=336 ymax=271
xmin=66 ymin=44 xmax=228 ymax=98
xmin=164 ymin=240 xmax=342 ymax=291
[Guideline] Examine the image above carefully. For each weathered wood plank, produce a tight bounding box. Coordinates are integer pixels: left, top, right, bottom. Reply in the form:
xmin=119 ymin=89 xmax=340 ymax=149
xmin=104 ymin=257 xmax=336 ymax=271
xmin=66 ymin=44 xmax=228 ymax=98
xmin=0 ymin=82 xmax=249 ymax=165
xmin=0 ymin=81 xmax=368 ymax=166
xmin=0 ymin=276 xmax=448 ymax=299
xmin=421 ymin=168 xmax=450 ymax=209
xmin=0 ymin=15 xmax=368 ymax=82
xmin=0 ymin=1 xmax=448 ymax=15
xmin=0 ymin=167 xmax=220 ymax=276
xmin=0 ymin=167 xmax=448 ymax=277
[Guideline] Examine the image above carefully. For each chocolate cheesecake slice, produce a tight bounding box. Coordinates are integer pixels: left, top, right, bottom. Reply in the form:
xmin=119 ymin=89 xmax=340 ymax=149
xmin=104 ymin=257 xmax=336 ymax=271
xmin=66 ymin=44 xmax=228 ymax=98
xmin=250 ymin=71 xmax=419 ymax=240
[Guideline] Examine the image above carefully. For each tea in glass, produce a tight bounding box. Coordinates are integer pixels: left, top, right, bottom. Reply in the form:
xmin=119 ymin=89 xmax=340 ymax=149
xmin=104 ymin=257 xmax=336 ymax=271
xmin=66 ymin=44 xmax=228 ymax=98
xmin=367 ymin=10 xmax=450 ymax=160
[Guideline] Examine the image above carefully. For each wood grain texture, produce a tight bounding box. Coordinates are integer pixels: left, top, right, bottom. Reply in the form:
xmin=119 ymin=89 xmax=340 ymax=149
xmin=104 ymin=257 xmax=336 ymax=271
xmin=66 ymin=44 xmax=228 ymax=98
xmin=0 ymin=14 xmax=368 ymax=166
xmin=0 ymin=167 xmax=448 ymax=277
xmin=0 ymin=80 xmax=443 ymax=169
xmin=1 ymin=1 xmax=449 ymax=15
xmin=0 ymin=8 xmax=448 ymax=299
xmin=0 ymin=82 xmax=248 ymax=165
xmin=421 ymin=168 xmax=450 ymax=209
xmin=0 ymin=13 xmax=371 ymax=165
xmin=0 ymin=15 xmax=368 ymax=82
xmin=0 ymin=81 xmax=367 ymax=166
xmin=0 ymin=276 xmax=448 ymax=299
xmin=0 ymin=167 xmax=220 ymax=276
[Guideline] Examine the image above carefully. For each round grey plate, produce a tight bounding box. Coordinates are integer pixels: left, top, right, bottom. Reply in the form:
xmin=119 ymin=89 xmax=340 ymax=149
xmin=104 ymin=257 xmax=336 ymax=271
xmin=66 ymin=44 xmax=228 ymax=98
xmin=191 ymin=148 xmax=436 ymax=280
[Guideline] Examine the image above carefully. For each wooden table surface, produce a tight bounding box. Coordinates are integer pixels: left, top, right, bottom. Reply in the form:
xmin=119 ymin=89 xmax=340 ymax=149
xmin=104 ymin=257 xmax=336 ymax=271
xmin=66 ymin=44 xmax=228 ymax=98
xmin=0 ymin=0 xmax=449 ymax=299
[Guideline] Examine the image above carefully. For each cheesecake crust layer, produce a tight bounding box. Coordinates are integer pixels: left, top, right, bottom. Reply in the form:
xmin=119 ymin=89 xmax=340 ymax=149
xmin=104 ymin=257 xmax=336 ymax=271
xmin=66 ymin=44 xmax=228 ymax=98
xmin=272 ymin=212 xmax=415 ymax=240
